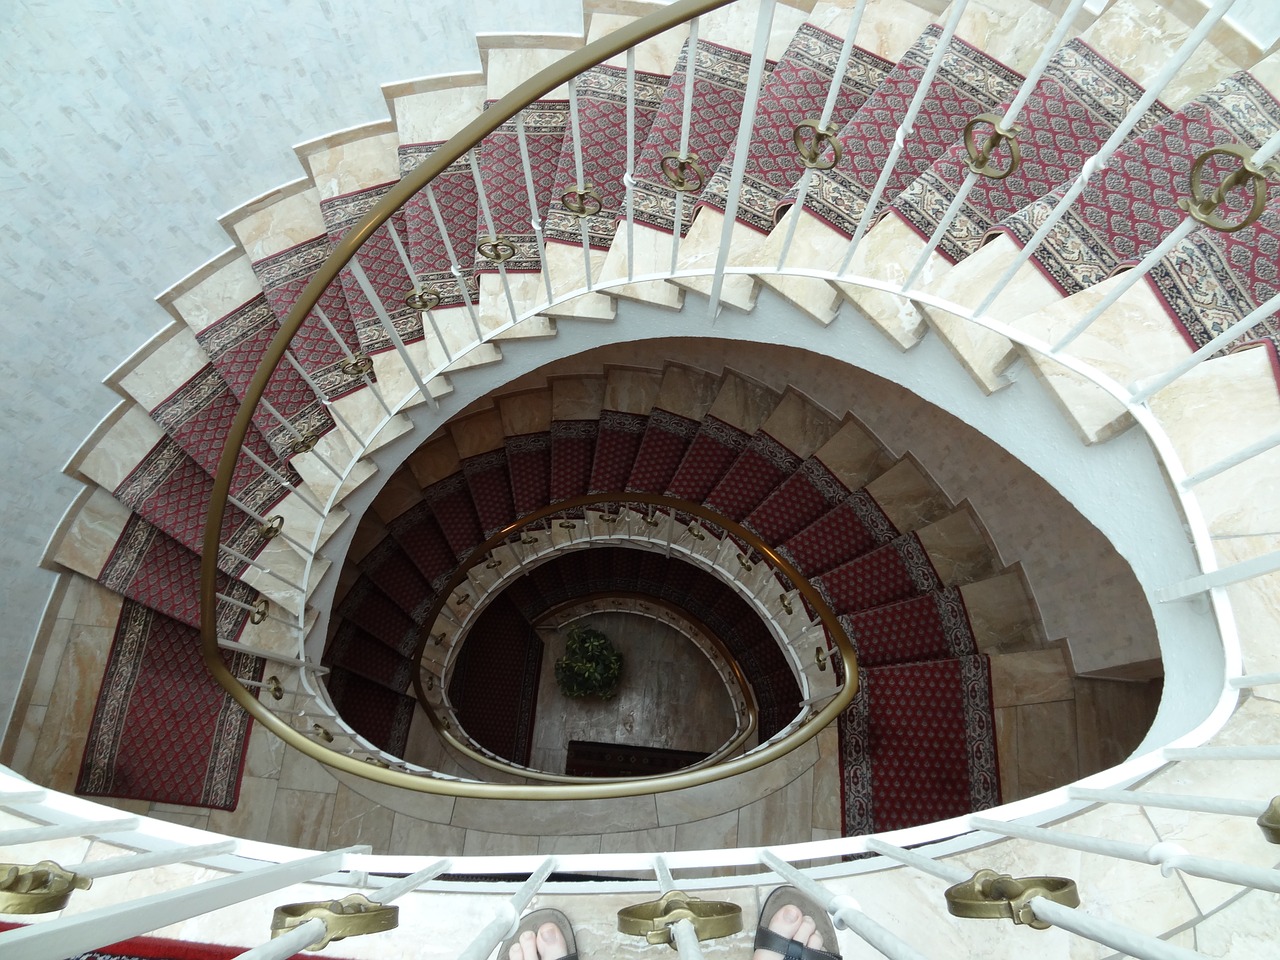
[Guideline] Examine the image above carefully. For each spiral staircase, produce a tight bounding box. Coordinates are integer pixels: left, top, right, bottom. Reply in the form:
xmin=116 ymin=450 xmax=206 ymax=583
xmin=4 ymin=0 xmax=1280 ymax=957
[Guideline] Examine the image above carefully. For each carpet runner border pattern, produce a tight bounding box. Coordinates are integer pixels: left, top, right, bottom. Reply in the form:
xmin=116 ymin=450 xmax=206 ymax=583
xmin=77 ymin=600 xmax=263 ymax=811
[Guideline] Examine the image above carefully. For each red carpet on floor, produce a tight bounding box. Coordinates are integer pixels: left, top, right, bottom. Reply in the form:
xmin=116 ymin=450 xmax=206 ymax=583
xmin=839 ymin=656 xmax=1000 ymax=835
xmin=0 ymin=922 xmax=358 ymax=960
xmin=77 ymin=601 xmax=263 ymax=811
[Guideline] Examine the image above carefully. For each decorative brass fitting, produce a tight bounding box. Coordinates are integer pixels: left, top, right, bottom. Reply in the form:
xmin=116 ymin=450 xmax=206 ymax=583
xmin=814 ymin=647 xmax=828 ymax=672
xmin=963 ymin=113 xmax=1022 ymax=180
xmin=289 ymin=432 xmax=319 ymax=455
xmin=0 ymin=861 xmax=92 ymax=914
xmin=561 ymin=184 xmax=603 ymax=217
xmin=312 ymin=724 xmax=334 ymax=743
xmin=659 ymin=151 xmax=707 ymax=192
xmin=339 ymin=354 xmax=374 ymax=378
xmin=257 ymin=514 xmax=285 ymax=541
xmin=1258 ymin=795 xmax=1280 ymax=844
xmin=778 ymin=593 xmax=794 ymax=615
xmin=945 ymin=869 xmax=1079 ymax=929
xmin=271 ymin=893 xmax=398 ymax=949
xmin=264 ymin=674 xmax=284 ymax=701
xmin=618 ymin=890 xmax=743 ymax=948
xmin=250 ymin=597 xmax=271 ymax=625
xmin=477 ymin=235 xmax=517 ymax=263
xmin=1179 ymin=143 xmax=1279 ymax=232
xmin=404 ymin=285 xmax=442 ymax=310
xmin=793 ymin=119 xmax=842 ymax=170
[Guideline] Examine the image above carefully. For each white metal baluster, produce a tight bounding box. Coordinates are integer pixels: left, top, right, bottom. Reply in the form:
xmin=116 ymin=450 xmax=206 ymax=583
xmin=1181 ymin=427 xmax=1280 ymax=487
xmin=1231 ymin=671 xmax=1280 ymax=689
xmin=348 ymin=258 xmax=439 ymax=407
xmin=898 ymin=0 xmax=1087 ymax=292
xmin=776 ymin=0 xmax=868 ymax=270
xmin=226 ymin=494 xmax=313 ymax=554
xmin=215 ymin=591 xmax=299 ymax=629
xmin=869 ymin=838 xmax=1208 ymax=960
xmin=652 ymin=855 xmax=704 ymax=960
xmin=708 ymin=0 xmax=776 ymax=318
xmin=0 ymin=789 xmax=46 ymax=805
xmin=1129 ymin=291 xmax=1280 ymax=403
xmin=1054 ymin=114 xmax=1280 ymax=352
xmin=70 ymin=842 xmax=239 ymax=879
xmin=234 ymin=919 xmax=328 ymax=960
xmin=1027 ymin=897 xmax=1210 ymax=960
xmin=759 ymin=850 xmax=931 ymax=960
xmin=366 ymin=858 xmax=454 ymax=903
xmin=969 ymin=815 xmax=1280 ymax=893
xmin=259 ymin=397 xmax=345 ymax=480
xmin=1154 ymin=549 xmax=1280 ymax=601
xmin=566 ymin=76 xmax=596 ymax=291
xmin=971 ymin=0 xmax=1241 ymax=319
xmin=515 ymin=112 xmax=556 ymax=307
xmin=311 ymin=304 xmax=395 ymax=418
xmin=625 ymin=46 xmax=638 ymax=281
xmin=671 ymin=18 xmax=701 ymax=273
xmin=217 ymin=638 xmax=309 ymax=668
xmin=280 ymin=350 xmax=372 ymax=450
xmin=469 ymin=150 xmax=523 ymax=328
xmin=423 ymin=180 xmax=485 ymax=340
xmin=1070 ymin=786 xmax=1271 ymax=818
xmin=381 ymin=217 xmax=453 ymax=360
xmin=837 ymin=0 xmax=970 ymax=274
xmin=239 ymin=447 xmax=327 ymax=517
xmin=0 ymin=848 xmax=361 ymax=960
xmin=456 ymin=856 xmax=558 ymax=960
xmin=217 ymin=544 xmax=308 ymax=592
xmin=0 ymin=817 xmax=139 ymax=845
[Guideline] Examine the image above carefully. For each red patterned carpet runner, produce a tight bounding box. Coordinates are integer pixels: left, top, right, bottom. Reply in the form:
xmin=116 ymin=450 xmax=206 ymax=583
xmin=566 ymin=740 xmax=709 ymax=777
xmin=77 ymin=601 xmax=263 ymax=810
xmin=252 ymin=235 xmax=369 ymax=399
xmin=464 ymin=448 xmax=517 ymax=537
xmin=697 ymin=22 xmax=892 ymax=232
xmin=325 ymin=666 xmax=416 ymax=756
xmin=631 ymin=39 xmax=770 ymax=236
xmin=546 ymin=65 xmax=669 ymax=250
xmin=590 ymin=410 xmax=650 ymax=492
xmin=0 ymin=923 xmax=360 ymax=960
xmin=626 ymin=409 xmax=700 ymax=493
xmin=1146 ymin=199 xmax=1280 ymax=355
xmin=777 ymin=25 xmax=1023 ymax=234
xmin=475 ymin=100 xmax=570 ymax=273
xmin=400 ymin=141 xmax=481 ymax=308
xmin=995 ymin=71 xmax=1280 ymax=298
xmin=320 ymin=185 xmax=426 ymax=354
xmin=840 ymin=657 xmax=999 ymax=834
xmin=890 ymin=40 xmax=1160 ymax=264
xmin=506 ymin=432 xmax=553 ymax=517
xmin=448 ymin=594 xmax=543 ymax=765
xmin=745 ymin=456 xmax=851 ymax=546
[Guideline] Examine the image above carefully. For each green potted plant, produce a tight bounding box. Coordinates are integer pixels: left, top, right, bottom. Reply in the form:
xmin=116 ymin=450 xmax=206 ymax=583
xmin=554 ymin=625 xmax=623 ymax=700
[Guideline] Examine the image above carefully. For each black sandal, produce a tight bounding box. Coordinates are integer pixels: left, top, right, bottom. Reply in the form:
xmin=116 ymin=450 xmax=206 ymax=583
xmin=754 ymin=887 xmax=841 ymax=960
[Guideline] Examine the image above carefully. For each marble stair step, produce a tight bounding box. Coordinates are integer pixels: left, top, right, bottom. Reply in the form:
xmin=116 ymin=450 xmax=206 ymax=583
xmin=671 ymin=0 xmax=932 ymax=312
xmin=833 ymin=0 xmax=1237 ymax=352
xmin=537 ymin=13 xmax=688 ymax=322
xmin=959 ymin=566 xmax=1046 ymax=653
xmin=914 ymin=502 xmax=1001 ymax=588
xmin=862 ymin=454 xmax=951 ymax=534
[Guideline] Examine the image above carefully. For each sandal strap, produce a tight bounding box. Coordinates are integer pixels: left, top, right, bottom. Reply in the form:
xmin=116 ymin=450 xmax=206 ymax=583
xmin=754 ymin=927 xmax=842 ymax=960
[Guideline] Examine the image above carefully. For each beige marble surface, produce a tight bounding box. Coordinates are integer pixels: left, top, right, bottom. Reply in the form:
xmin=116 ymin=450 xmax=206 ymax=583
xmin=955 ymin=0 xmax=1060 ymax=75
xmin=960 ymin=570 xmax=1041 ymax=652
xmin=705 ymin=370 xmax=779 ymax=433
xmin=171 ymin=255 xmax=263 ymax=336
xmin=863 ymin=456 xmax=949 ymax=533
xmin=228 ymin=186 xmax=329 ymax=262
xmin=671 ymin=209 xmax=762 ymax=311
xmin=809 ymin=0 xmax=935 ymax=62
xmin=915 ymin=505 xmax=998 ymax=586
xmin=118 ymin=326 xmax=213 ymax=413
xmin=758 ymin=388 xmax=839 ymax=458
xmin=702 ymin=0 xmax=810 ymax=61
xmin=409 ymin=435 xmax=464 ymax=488
xmin=592 ymin=12 xmax=687 ymax=74
xmin=498 ymin=386 xmax=554 ymax=435
xmin=539 ymin=242 xmax=616 ymax=321
xmin=989 ymin=647 xmax=1074 ymax=707
xmin=754 ymin=208 xmax=845 ymax=325
xmin=392 ymin=80 xmax=486 ymax=146
xmin=835 ymin=214 xmax=938 ymax=349
xmin=77 ymin=404 xmax=167 ymax=491
xmin=551 ymin=372 xmax=607 ymax=420
xmin=603 ymin=365 xmax=664 ymax=414
xmin=486 ymin=46 xmax=580 ymax=100
xmin=52 ymin=487 xmax=130 ymax=579
xmin=306 ymin=131 xmax=402 ymax=200
xmin=654 ymin=363 xmax=722 ymax=419
xmin=1216 ymin=534 xmax=1280 ymax=686
xmin=450 ymin=407 xmax=507 ymax=458
xmin=812 ymin=415 xmax=891 ymax=489
xmin=598 ymin=220 xmax=687 ymax=310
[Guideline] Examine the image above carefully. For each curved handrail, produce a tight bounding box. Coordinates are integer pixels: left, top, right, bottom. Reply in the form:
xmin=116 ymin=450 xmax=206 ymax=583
xmin=410 ymin=492 xmax=834 ymax=782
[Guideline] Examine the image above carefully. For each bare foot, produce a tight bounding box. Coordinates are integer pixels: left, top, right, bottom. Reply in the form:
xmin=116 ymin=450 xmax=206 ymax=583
xmin=753 ymin=903 xmax=825 ymax=960
xmin=508 ymin=922 xmax=570 ymax=960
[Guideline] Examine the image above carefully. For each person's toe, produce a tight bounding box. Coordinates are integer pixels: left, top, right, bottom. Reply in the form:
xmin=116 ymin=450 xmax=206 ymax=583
xmin=754 ymin=904 xmax=805 ymax=960
xmin=536 ymin=921 xmax=569 ymax=960
xmin=792 ymin=915 xmax=819 ymax=951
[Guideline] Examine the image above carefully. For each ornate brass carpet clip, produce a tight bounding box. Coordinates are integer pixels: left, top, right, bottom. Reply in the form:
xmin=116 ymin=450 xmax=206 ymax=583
xmin=618 ymin=890 xmax=743 ymax=948
xmin=0 ymin=860 xmax=92 ymax=914
xmin=271 ymin=893 xmax=398 ymax=949
xmin=945 ymin=869 xmax=1079 ymax=930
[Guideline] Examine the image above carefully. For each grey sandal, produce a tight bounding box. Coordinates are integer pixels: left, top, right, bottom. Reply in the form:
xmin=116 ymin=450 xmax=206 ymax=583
xmin=497 ymin=908 xmax=579 ymax=960
xmin=754 ymin=887 xmax=841 ymax=960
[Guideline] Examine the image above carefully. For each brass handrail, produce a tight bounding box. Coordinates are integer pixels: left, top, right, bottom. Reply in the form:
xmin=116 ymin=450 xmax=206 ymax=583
xmin=198 ymin=0 xmax=863 ymax=797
